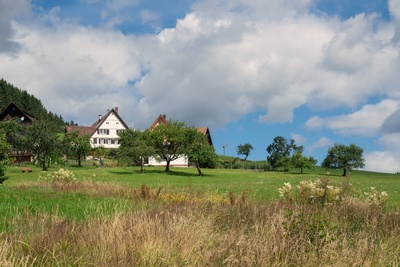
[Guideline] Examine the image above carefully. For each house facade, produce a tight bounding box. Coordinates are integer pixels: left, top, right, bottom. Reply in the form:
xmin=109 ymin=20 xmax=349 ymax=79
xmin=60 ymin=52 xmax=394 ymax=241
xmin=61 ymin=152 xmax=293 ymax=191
xmin=65 ymin=107 xmax=128 ymax=149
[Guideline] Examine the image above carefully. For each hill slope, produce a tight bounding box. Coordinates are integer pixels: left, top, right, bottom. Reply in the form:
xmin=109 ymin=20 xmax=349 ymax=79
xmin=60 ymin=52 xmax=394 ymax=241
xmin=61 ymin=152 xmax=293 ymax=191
xmin=0 ymin=79 xmax=64 ymax=126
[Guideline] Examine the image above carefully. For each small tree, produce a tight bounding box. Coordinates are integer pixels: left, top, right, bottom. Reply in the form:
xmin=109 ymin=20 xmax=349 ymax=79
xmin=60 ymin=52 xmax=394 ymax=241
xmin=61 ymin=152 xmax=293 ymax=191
xmin=237 ymin=143 xmax=253 ymax=161
xmin=63 ymin=130 xmax=91 ymax=167
xmin=0 ymin=118 xmax=27 ymax=165
xmin=117 ymin=129 xmax=155 ymax=173
xmin=26 ymin=120 xmax=60 ymax=171
xmin=0 ymin=133 xmax=11 ymax=178
xmin=290 ymin=152 xmax=317 ymax=174
xmin=185 ymin=127 xmax=218 ymax=176
xmin=322 ymin=143 xmax=365 ymax=176
xmin=266 ymin=136 xmax=303 ymax=171
xmin=147 ymin=121 xmax=188 ymax=173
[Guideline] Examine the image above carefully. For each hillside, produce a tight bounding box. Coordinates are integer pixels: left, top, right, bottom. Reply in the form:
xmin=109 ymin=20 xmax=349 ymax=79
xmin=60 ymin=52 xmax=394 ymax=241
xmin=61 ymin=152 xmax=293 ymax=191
xmin=0 ymin=79 xmax=65 ymax=126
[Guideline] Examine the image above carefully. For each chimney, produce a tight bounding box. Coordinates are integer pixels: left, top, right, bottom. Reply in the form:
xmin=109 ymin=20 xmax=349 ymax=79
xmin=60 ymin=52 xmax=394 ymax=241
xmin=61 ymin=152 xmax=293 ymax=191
xmin=163 ymin=114 xmax=166 ymax=119
xmin=99 ymin=115 xmax=102 ymax=121
xmin=115 ymin=107 xmax=119 ymax=114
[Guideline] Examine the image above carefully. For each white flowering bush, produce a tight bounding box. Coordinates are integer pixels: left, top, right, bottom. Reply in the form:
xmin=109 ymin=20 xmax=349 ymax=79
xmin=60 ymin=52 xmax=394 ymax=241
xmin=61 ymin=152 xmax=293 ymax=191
xmin=39 ymin=168 xmax=77 ymax=183
xmin=365 ymin=187 xmax=388 ymax=207
xmin=278 ymin=182 xmax=293 ymax=202
xmin=279 ymin=179 xmax=342 ymax=205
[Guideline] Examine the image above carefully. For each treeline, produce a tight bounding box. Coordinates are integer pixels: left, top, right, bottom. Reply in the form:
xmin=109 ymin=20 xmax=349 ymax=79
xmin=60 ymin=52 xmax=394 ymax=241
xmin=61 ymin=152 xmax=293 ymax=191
xmin=0 ymin=79 xmax=65 ymax=127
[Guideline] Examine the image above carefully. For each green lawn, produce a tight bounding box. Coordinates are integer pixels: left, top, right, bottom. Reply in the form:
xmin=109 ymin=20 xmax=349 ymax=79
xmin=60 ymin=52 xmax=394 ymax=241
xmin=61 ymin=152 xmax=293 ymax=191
xmin=1 ymin=163 xmax=399 ymax=266
xmin=3 ymin=163 xmax=400 ymax=207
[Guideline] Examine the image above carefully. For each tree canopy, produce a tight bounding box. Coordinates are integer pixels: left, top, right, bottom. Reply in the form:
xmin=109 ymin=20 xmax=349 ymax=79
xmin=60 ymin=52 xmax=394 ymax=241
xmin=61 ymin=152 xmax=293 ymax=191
xmin=322 ymin=143 xmax=365 ymax=176
xmin=147 ymin=121 xmax=188 ymax=172
xmin=0 ymin=133 xmax=11 ymax=178
xmin=26 ymin=120 xmax=61 ymax=170
xmin=185 ymin=127 xmax=217 ymax=176
xmin=63 ymin=130 xmax=91 ymax=167
xmin=266 ymin=136 xmax=304 ymax=171
xmin=237 ymin=143 xmax=253 ymax=161
xmin=117 ymin=129 xmax=155 ymax=173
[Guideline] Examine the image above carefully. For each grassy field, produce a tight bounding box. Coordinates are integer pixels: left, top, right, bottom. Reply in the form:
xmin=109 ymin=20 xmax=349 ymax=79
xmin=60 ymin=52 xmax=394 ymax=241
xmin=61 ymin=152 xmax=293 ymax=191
xmin=1 ymin=163 xmax=399 ymax=266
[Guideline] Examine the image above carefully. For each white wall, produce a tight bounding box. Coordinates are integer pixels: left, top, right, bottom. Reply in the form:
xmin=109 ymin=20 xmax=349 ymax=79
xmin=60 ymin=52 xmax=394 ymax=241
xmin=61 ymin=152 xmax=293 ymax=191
xmin=91 ymin=112 xmax=126 ymax=148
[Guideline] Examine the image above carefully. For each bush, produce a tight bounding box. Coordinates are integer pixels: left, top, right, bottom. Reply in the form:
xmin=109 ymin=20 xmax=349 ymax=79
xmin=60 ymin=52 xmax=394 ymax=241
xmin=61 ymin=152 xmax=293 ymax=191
xmin=38 ymin=168 xmax=76 ymax=183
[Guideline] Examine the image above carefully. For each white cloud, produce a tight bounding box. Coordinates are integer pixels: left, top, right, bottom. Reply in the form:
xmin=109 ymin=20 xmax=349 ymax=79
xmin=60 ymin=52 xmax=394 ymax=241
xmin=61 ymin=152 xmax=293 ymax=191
xmin=291 ymin=133 xmax=306 ymax=145
xmin=364 ymin=151 xmax=400 ymax=173
xmin=318 ymin=100 xmax=399 ymax=136
xmin=1 ymin=0 xmax=400 ymax=134
xmin=311 ymin=137 xmax=333 ymax=150
xmin=305 ymin=116 xmax=325 ymax=129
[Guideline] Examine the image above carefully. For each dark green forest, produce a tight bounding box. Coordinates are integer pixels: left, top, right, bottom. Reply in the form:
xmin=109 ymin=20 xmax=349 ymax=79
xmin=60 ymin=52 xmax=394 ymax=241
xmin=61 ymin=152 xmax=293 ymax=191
xmin=0 ymin=79 xmax=65 ymax=126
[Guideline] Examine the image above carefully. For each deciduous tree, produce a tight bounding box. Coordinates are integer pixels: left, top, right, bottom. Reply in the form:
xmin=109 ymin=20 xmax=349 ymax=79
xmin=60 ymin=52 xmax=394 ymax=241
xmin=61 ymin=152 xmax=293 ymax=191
xmin=117 ymin=129 xmax=155 ymax=173
xmin=0 ymin=133 xmax=11 ymax=178
xmin=266 ymin=136 xmax=303 ymax=171
xmin=290 ymin=152 xmax=317 ymax=174
xmin=147 ymin=121 xmax=188 ymax=172
xmin=63 ymin=130 xmax=91 ymax=167
xmin=185 ymin=127 xmax=217 ymax=176
xmin=237 ymin=143 xmax=253 ymax=161
xmin=322 ymin=143 xmax=365 ymax=176
xmin=26 ymin=120 xmax=60 ymax=171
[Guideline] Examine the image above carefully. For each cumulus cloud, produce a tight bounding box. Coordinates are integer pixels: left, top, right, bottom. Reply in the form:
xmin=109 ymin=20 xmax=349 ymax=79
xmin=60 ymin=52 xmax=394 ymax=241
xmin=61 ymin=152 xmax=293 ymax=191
xmin=305 ymin=116 xmax=325 ymax=129
xmin=291 ymin=133 xmax=307 ymax=145
xmin=0 ymin=0 xmax=30 ymax=53
xmin=324 ymin=99 xmax=399 ymax=136
xmin=2 ymin=0 xmax=400 ymax=134
xmin=311 ymin=137 xmax=333 ymax=150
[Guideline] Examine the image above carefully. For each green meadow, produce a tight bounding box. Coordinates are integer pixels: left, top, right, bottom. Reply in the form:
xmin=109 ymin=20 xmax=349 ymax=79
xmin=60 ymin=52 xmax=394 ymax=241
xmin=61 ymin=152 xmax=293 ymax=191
xmin=1 ymin=163 xmax=399 ymax=266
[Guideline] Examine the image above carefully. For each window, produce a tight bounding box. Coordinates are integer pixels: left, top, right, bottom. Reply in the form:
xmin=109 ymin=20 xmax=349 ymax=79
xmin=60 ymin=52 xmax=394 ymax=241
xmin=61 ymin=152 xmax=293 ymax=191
xmin=93 ymin=138 xmax=97 ymax=144
xmin=98 ymin=129 xmax=109 ymax=135
xmin=107 ymin=139 xmax=112 ymax=144
xmin=116 ymin=129 xmax=124 ymax=135
xmin=99 ymin=138 xmax=105 ymax=144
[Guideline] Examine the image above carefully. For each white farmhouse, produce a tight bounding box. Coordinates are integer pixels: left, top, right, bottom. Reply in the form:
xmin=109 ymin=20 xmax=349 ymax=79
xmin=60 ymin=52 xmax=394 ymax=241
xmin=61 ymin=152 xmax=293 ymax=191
xmin=65 ymin=107 xmax=128 ymax=149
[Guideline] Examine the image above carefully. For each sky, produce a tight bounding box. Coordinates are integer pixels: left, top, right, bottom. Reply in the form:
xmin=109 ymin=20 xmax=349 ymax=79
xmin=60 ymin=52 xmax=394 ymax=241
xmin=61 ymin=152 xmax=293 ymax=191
xmin=1 ymin=0 xmax=400 ymax=173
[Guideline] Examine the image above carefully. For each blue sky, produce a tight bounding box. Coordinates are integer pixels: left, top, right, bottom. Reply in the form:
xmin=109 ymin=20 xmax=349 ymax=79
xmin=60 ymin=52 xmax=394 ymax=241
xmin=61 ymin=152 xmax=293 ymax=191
xmin=1 ymin=0 xmax=400 ymax=172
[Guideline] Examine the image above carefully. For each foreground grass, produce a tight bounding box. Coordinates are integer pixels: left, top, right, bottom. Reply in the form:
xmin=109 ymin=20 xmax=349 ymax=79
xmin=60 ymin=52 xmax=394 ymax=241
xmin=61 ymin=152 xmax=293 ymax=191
xmin=1 ymin=179 xmax=399 ymax=266
xmin=1 ymin=165 xmax=399 ymax=266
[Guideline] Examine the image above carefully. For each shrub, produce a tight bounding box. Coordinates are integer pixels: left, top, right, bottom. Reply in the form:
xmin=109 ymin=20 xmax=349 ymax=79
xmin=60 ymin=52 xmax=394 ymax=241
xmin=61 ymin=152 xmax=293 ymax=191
xmin=38 ymin=168 xmax=76 ymax=183
xmin=278 ymin=179 xmax=342 ymax=205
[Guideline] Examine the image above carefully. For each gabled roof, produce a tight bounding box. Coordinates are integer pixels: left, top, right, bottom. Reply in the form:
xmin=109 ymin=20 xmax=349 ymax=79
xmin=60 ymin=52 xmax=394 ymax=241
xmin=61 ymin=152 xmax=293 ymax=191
xmin=65 ymin=125 xmax=94 ymax=136
xmin=91 ymin=108 xmax=129 ymax=130
xmin=150 ymin=114 xmax=168 ymax=129
xmin=65 ymin=107 xmax=129 ymax=136
xmin=197 ymin=126 xmax=214 ymax=146
xmin=0 ymin=102 xmax=36 ymax=123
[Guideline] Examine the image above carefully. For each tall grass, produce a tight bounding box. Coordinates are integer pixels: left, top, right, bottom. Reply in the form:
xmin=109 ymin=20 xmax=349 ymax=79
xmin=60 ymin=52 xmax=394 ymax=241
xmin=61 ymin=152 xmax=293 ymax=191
xmin=1 ymin=178 xmax=399 ymax=266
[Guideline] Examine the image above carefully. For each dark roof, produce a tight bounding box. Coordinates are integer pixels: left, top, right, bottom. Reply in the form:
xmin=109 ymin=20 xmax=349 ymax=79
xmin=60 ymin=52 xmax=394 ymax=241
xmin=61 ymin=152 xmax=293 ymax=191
xmin=0 ymin=102 xmax=36 ymax=123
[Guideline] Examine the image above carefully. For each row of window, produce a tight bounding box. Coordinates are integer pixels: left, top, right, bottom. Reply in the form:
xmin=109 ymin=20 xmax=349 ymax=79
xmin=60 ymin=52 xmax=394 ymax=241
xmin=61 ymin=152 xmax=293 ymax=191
xmin=92 ymin=138 xmax=118 ymax=145
xmin=97 ymin=129 xmax=124 ymax=135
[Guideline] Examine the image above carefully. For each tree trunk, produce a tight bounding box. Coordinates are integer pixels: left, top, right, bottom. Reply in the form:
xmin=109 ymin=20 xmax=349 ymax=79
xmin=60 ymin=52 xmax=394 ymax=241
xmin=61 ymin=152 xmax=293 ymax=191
xmin=78 ymin=155 xmax=82 ymax=167
xmin=301 ymin=167 xmax=303 ymax=174
xmin=342 ymin=168 xmax=347 ymax=177
xmin=196 ymin=161 xmax=203 ymax=176
xmin=165 ymin=159 xmax=171 ymax=172
xmin=140 ymin=159 xmax=144 ymax=173
xmin=42 ymin=156 xmax=47 ymax=171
